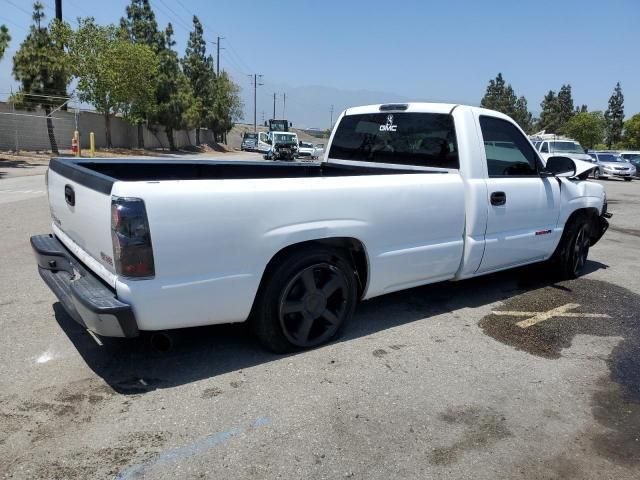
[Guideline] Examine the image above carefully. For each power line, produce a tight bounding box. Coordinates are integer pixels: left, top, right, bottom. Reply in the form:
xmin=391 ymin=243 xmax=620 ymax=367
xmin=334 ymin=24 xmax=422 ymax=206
xmin=0 ymin=16 xmax=29 ymax=33
xmin=224 ymin=39 xmax=253 ymax=74
xmin=220 ymin=50 xmax=248 ymax=77
xmin=155 ymin=0 xmax=193 ymax=33
xmin=5 ymin=0 xmax=32 ymax=17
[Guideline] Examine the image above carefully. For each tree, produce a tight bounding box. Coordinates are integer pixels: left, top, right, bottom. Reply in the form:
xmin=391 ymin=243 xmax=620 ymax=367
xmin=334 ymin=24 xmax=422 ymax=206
xmin=604 ymin=82 xmax=624 ymax=148
xmin=480 ymin=73 xmax=532 ymax=131
xmin=119 ymin=0 xmax=163 ymax=51
xmin=150 ymin=24 xmax=198 ymax=150
xmin=562 ymin=112 xmax=605 ymax=149
xmin=0 ymin=25 xmax=10 ymax=60
xmin=556 ymin=84 xmax=575 ymax=129
xmin=182 ymin=16 xmax=214 ymax=145
xmin=61 ymin=18 xmax=158 ymax=147
xmin=622 ymin=113 xmax=640 ymax=149
xmin=205 ymin=71 xmax=243 ymax=142
xmin=12 ymin=3 xmax=69 ymax=153
xmin=537 ymin=90 xmax=561 ymax=133
xmin=119 ymin=0 xmax=164 ymax=147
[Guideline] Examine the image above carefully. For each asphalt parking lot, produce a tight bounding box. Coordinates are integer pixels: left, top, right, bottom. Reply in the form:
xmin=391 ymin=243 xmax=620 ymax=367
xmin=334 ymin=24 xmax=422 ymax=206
xmin=1 ymin=164 xmax=639 ymax=479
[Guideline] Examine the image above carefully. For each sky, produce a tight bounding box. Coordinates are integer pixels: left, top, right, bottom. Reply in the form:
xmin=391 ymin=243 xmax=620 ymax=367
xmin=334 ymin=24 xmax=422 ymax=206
xmin=0 ymin=0 xmax=638 ymax=128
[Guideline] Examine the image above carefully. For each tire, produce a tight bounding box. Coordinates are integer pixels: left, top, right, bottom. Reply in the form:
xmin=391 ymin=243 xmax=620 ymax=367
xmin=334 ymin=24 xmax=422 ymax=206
xmin=549 ymin=213 xmax=592 ymax=280
xmin=252 ymin=246 xmax=357 ymax=353
xmin=593 ymin=168 xmax=600 ymax=180
xmin=624 ymin=177 xmax=632 ymax=182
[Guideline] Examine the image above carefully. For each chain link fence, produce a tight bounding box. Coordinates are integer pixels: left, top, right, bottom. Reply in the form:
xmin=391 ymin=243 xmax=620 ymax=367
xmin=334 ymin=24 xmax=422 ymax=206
xmin=0 ymin=92 xmax=79 ymax=154
xmin=0 ymin=92 xmax=214 ymax=153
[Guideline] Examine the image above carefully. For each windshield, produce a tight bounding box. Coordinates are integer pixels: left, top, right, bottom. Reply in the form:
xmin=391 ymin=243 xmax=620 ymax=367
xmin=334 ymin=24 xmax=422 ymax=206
xmin=549 ymin=141 xmax=585 ymax=154
xmin=300 ymin=142 xmax=313 ymax=148
xmin=597 ymin=153 xmax=624 ymax=162
xmin=244 ymin=133 xmax=257 ymax=140
xmin=273 ymin=134 xmax=296 ymax=143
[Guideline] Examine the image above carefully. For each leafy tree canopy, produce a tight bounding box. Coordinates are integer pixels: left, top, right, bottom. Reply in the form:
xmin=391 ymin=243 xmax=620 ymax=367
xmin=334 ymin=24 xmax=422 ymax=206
xmin=562 ymin=111 xmax=605 ymax=149
xmin=58 ymin=18 xmax=158 ymax=146
xmin=622 ymin=113 xmax=640 ymax=149
xmin=0 ymin=25 xmax=10 ymax=60
xmin=480 ymin=73 xmax=533 ymax=132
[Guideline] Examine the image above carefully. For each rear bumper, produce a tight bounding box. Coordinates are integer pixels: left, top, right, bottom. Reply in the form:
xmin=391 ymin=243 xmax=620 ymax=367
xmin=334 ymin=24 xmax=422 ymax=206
xmin=31 ymin=234 xmax=139 ymax=338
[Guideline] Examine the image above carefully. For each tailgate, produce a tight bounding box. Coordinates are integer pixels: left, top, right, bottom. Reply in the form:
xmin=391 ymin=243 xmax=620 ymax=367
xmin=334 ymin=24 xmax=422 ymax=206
xmin=47 ymin=163 xmax=117 ymax=285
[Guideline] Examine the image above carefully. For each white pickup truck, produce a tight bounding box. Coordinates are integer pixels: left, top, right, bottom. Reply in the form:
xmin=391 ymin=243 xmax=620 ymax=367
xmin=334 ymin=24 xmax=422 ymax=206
xmin=32 ymin=103 xmax=610 ymax=352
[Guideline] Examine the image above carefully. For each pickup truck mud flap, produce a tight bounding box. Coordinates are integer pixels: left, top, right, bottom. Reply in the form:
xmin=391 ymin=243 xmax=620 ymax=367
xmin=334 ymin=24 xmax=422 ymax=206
xmin=31 ymin=234 xmax=139 ymax=338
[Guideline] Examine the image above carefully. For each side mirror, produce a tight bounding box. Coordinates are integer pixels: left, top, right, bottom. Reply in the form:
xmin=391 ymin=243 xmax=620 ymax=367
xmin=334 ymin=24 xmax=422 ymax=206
xmin=542 ymin=156 xmax=576 ymax=177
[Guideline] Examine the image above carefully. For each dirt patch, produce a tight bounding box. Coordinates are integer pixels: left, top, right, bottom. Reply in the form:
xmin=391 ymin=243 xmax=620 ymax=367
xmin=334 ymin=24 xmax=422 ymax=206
xmin=479 ymin=278 xmax=640 ymax=465
xmin=429 ymin=406 xmax=511 ymax=466
xmin=201 ymin=386 xmax=223 ymax=399
xmin=0 ymin=376 xmax=171 ymax=479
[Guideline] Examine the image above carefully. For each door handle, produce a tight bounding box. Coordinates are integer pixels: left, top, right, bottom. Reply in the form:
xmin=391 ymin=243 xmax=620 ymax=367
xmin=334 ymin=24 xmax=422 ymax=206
xmin=490 ymin=191 xmax=506 ymax=206
xmin=64 ymin=184 xmax=75 ymax=207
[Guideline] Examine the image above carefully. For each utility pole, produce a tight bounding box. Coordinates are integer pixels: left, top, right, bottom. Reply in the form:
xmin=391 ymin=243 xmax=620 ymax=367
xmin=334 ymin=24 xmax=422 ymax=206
xmin=330 ymin=105 xmax=334 ymax=129
xmin=215 ymin=36 xmax=224 ymax=75
xmin=272 ymin=93 xmax=276 ymax=120
xmin=282 ymin=93 xmax=286 ymax=118
xmin=250 ymin=74 xmax=263 ymax=132
xmin=55 ymin=0 xmax=62 ymax=21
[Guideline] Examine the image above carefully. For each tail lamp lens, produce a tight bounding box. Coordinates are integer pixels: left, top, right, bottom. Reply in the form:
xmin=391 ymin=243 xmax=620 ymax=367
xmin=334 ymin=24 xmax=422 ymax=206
xmin=111 ymin=197 xmax=155 ymax=278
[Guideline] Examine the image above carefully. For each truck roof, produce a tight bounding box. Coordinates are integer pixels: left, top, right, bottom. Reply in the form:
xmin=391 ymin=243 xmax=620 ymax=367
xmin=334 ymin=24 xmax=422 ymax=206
xmin=343 ymin=103 xmax=518 ymax=123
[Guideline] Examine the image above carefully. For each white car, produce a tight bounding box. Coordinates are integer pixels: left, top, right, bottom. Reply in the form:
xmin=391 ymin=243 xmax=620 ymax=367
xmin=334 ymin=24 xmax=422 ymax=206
xmin=534 ymin=138 xmax=594 ymax=164
xmin=32 ymin=103 xmax=610 ymax=352
xmin=297 ymin=141 xmax=321 ymax=159
xmin=588 ymin=151 xmax=636 ymax=181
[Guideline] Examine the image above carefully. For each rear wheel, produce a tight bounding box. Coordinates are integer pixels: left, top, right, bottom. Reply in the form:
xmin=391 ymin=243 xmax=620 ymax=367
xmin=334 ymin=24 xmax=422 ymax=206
xmin=252 ymin=246 xmax=357 ymax=353
xmin=549 ymin=213 xmax=592 ymax=279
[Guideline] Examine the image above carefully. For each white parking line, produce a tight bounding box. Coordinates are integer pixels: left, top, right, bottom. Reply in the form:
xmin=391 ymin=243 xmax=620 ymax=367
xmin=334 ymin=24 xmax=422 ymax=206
xmin=492 ymin=303 xmax=611 ymax=328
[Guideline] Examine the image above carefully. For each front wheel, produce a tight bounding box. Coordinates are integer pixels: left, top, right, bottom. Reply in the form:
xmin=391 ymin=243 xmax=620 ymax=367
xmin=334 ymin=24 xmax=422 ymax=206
xmin=252 ymin=246 xmax=357 ymax=353
xmin=624 ymin=177 xmax=632 ymax=182
xmin=549 ymin=214 xmax=592 ymax=279
xmin=593 ymin=168 xmax=600 ymax=179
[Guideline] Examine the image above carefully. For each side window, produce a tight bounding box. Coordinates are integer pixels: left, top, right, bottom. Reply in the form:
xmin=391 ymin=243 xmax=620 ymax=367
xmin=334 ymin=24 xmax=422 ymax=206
xmin=479 ymin=116 xmax=539 ymax=177
xmin=540 ymin=142 xmax=549 ymax=153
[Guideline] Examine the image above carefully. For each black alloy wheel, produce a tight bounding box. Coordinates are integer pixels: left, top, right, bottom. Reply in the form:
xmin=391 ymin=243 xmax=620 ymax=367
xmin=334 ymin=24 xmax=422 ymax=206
xmin=278 ymin=263 xmax=349 ymax=348
xmin=571 ymin=223 xmax=591 ymax=277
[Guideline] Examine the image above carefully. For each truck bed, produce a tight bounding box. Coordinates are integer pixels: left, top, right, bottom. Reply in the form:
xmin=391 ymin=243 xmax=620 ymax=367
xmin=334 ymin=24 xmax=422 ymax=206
xmin=51 ymin=158 xmax=437 ymax=185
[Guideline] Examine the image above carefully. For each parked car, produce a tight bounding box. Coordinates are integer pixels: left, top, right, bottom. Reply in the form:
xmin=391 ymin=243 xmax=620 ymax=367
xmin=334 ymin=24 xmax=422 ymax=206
xmin=619 ymin=151 xmax=640 ymax=177
xmin=297 ymin=141 xmax=321 ymax=159
xmin=533 ymin=138 xmax=594 ymax=164
xmin=588 ymin=151 xmax=636 ymax=181
xmin=241 ymin=132 xmax=258 ymax=151
xmin=32 ymin=103 xmax=609 ymax=353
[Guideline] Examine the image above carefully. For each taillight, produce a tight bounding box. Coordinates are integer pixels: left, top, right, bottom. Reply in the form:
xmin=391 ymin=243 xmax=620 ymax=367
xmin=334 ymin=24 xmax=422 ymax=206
xmin=111 ymin=197 xmax=155 ymax=278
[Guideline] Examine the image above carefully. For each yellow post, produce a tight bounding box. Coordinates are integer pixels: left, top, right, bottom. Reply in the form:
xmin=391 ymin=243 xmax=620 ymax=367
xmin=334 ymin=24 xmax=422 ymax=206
xmin=74 ymin=130 xmax=80 ymax=157
xmin=90 ymin=132 xmax=95 ymax=158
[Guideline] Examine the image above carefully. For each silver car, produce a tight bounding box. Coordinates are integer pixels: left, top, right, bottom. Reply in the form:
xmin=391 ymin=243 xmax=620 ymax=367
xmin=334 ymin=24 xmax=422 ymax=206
xmin=588 ymin=151 xmax=636 ymax=181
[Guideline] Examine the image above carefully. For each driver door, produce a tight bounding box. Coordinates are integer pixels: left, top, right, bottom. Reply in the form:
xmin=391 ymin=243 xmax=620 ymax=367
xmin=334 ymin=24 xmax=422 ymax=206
xmin=476 ymin=115 xmax=561 ymax=274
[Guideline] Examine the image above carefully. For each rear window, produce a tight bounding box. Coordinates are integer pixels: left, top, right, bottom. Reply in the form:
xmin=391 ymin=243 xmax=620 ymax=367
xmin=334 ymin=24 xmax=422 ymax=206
xmin=328 ymin=112 xmax=459 ymax=169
